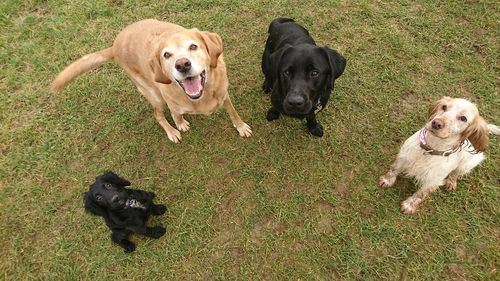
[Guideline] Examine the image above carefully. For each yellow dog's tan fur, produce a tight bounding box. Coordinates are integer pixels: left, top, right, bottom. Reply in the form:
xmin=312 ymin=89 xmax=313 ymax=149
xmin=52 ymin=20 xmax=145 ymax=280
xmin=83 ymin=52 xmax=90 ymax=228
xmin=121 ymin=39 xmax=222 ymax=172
xmin=51 ymin=19 xmax=252 ymax=143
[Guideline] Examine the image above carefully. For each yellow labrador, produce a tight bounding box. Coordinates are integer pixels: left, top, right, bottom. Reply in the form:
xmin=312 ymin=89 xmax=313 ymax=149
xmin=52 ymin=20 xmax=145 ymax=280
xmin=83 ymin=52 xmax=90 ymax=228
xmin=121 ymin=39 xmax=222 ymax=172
xmin=51 ymin=19 xmax=252 ymax=143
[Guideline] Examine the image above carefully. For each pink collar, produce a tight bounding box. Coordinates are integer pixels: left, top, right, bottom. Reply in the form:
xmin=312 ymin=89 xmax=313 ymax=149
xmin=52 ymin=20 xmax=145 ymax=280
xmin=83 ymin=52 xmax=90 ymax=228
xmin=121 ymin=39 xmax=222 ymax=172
xmin=419 ymin=128 xmax=460 ymax=156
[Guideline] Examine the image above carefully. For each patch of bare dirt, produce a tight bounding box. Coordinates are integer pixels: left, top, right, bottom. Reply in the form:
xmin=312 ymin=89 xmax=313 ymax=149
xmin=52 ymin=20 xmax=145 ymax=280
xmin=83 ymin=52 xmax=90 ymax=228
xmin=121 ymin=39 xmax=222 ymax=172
xmin=249 ymin=216 xmax=285 ymax=244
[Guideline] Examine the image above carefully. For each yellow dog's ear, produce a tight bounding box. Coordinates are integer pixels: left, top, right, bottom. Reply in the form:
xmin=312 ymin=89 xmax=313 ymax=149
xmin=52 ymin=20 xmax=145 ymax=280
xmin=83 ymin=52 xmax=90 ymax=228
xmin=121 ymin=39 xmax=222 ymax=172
xmin=149 ymin=47 xmax=171 ymax=84
xmin=200 ymin=31 xmax=223 ymax=68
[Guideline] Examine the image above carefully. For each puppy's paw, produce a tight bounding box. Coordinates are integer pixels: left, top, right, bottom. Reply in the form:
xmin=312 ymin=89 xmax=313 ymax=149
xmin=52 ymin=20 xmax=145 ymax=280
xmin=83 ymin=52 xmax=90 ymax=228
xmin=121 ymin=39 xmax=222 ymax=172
xmin=150 ymin=226 xmax=166 ymax=239
xmin=378 ymin=174 xmax=396 ymax=188
xmin=236 ymin=123 xmax=252 ymax=137
xmin=266 ymin=109 xmax=280 ymax=121
xmin=262 ymin=81 xmax=271 ymax=94
xmin=308 ymin=124 xmax=323 ymax=137
xmin=147 ymin=192 xmax=155 ymax=199
xmin=122 ymin=240 xmax=136 ymax=253
xmin=166 ymin=128 xmax=182 ymax=143
xmin=176 ymin=119 xmax=190 ymax=132
xmin=444 ymin=179 xmax=457 ymax=191
xmin=153 ymin=204 xmax=167 ymax=215
xmin=401 ymin=197 xmax=421 ymax=215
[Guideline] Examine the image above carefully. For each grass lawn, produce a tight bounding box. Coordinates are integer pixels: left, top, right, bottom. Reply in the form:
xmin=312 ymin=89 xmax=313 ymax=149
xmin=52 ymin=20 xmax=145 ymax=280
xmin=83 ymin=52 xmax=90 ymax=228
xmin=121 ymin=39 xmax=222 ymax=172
xmin=1 ymin=0 xmax=499 ymax=280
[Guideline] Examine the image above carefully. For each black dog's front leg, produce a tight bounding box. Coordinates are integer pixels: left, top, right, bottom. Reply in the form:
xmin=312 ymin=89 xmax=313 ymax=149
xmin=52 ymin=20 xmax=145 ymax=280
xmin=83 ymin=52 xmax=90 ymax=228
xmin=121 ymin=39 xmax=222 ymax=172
xmin=152 ymin=204 xmax=167 ymax=216
xmin=306 ymin=113 xmax=323 ymax=137
xmin=262 ymin=80 xmax=272 ymax=94
xmin=111 ymin=230 xmax=135 ymax=253
xmin=266 ymin=107 xmax=280 ymax=121
xmin=130 ymin=225 xmax=166 ymax=239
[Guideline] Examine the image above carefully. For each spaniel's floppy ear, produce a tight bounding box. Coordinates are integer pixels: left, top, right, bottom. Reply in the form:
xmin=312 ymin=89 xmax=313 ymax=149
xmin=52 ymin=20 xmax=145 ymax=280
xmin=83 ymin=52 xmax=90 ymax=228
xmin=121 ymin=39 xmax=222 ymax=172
xmin=149 ymin=46 xmax=171 ymax=84
xmin=322 ymin=47 xmax=346 ymax=81
xmin=461 ymin=116 xmax=489 ymax=152
xmin=428 ymin=97 xmax=450 ymax=120
xmin=200 ymin=31 xmax=223 ymax=68
xmin=99 ymin=171 xmax=131 ymax=187
xmin=83 ymin=192 xmax=107 ymax=217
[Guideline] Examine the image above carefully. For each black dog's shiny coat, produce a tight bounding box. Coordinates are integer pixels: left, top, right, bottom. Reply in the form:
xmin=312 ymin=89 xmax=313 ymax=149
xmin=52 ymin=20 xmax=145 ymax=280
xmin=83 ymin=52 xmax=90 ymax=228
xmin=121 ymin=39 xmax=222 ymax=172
xmin=84 ymin=171 xmax=167 ymax=253
xmin=262 ymin=18 xmax=346 ymax=137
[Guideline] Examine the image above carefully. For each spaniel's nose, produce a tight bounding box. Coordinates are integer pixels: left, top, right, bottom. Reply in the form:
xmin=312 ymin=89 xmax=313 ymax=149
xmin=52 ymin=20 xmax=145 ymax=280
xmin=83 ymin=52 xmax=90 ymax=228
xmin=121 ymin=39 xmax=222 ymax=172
xmin=432 ymin=119 xmax=444 ymax=130
xmin=175 ymin=58 xmax=191 ymax=73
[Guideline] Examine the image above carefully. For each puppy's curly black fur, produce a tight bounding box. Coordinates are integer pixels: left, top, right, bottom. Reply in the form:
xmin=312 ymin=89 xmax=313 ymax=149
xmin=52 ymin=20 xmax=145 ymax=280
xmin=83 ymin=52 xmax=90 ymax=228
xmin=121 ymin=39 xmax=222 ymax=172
xmin=84 ymin=171 xmax=167 ymax=252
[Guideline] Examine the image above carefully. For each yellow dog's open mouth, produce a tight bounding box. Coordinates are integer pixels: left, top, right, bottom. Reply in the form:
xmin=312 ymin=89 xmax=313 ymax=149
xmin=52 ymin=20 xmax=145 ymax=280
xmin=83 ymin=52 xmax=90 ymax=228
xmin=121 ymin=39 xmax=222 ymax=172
xmin=176 ymin=70 xmax=206 ymax=100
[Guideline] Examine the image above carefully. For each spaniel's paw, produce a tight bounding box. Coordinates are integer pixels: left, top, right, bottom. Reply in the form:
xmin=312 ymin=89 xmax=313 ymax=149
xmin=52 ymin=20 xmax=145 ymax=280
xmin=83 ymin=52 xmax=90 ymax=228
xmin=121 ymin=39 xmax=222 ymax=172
xmin=401 ymin=197 xmax=421 ymax=215
xmin=378 ymin=174 xmax=396 ymax=188
xmin=444 ymin=179 xmax=457 ymax=191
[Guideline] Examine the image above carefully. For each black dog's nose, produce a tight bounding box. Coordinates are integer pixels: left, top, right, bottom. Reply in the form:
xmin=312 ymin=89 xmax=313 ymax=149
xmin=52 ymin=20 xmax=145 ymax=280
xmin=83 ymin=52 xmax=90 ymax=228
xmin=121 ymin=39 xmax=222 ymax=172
xmin=286 ymin=95 xmax=306 ymax=107
xmin=432 ymin=119 xmax=444 ymax=130
xmin=175 ymin=58 xmax=191 ymax=73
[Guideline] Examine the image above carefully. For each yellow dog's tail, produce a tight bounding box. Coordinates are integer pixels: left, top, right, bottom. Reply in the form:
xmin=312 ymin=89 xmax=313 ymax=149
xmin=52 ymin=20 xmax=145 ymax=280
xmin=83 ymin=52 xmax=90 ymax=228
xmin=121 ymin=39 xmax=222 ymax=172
xmin=50 ymin=47 xmax=114 ymax=92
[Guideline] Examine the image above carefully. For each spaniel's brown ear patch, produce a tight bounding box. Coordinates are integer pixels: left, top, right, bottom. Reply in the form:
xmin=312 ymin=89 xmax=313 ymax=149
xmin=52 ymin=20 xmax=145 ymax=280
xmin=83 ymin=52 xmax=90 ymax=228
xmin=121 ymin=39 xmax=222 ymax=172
xmin=462 ymin=116 xmax=489 ymax=152
xmin=150 ymin=48 xmax=171 ymax=84
xmin=200 ymin=31 xmax=223 ymax=68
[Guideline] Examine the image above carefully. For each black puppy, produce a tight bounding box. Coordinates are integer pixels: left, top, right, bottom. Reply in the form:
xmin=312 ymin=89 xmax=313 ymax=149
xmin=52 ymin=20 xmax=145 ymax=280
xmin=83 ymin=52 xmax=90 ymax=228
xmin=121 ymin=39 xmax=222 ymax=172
xmin=83 ymin=171 xmax=167 ymax=253
xmin=262 ymin=18 xmax=346 ymax=137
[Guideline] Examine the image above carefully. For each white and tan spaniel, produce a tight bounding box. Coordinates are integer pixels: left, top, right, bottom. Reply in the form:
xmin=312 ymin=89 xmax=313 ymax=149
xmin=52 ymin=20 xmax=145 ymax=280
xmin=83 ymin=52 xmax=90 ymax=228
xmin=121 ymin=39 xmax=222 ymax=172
xmin=379 ymin=96 xmax=498 ymax=214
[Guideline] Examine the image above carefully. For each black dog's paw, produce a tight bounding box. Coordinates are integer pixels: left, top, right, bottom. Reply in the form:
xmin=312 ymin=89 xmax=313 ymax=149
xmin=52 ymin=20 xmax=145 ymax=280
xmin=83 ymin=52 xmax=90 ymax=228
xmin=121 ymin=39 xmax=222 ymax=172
xmin=152 ymin=204 xmax=167 ymax=215
xmin=150 ymin=226 xmax=166 ymax=239
xmin=122 ymin=240 xmax=136 ymax=253
xmin=262 ymin=81 xmax=271 ymax=94
xmin=266 ymin=108 xmax=280 ymax=121
xmin=148 ymin=192 xmax=155 ymax=200
xmin=308 ymin=124 xmax=324 ymax=137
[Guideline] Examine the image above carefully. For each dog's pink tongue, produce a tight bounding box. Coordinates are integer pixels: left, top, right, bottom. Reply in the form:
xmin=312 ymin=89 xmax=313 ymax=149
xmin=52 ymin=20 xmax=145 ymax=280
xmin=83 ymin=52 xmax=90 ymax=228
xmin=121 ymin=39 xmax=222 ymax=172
xmin=182 ymin=75 xmax=202 ymax=96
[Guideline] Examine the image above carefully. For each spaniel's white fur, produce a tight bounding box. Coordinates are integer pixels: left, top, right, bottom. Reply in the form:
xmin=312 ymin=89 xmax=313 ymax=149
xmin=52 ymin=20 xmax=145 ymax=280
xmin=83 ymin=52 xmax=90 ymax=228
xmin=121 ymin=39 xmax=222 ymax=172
xmin=379 ymin=97 xmax=498 ymax=214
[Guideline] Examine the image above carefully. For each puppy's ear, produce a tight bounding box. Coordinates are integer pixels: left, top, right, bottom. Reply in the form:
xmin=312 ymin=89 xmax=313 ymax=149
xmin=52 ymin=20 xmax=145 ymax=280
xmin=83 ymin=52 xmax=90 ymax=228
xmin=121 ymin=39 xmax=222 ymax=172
xmin=461 ymin=116 xmax=489 ymax=152
xmin=149 ymin=47 xmax=171 ymax=84
xmin=322 ymin=47 xmax=346 ymax=81
xmin=99 ymin=171 xmax=131 ymax=187
xmin=83 ymin=191 xmax=107 ymax=217
xmin=200 ymin=31 xmax=223 ymax=68
xmin=269 ymin=45 xmax=291 ymax=90
xmin=428 ymin=96 xmax=450 ymax=120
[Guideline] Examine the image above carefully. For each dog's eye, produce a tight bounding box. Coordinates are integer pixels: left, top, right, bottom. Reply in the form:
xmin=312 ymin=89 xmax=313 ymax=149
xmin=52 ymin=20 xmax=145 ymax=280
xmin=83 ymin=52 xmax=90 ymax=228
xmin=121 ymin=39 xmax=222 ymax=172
xmin=283 ymin=70 xmax=290 ymax=77
xmin=96 ymin=194 xmax=103 ymax=201
xmin=311 ymin=70 xmax=319 ymax=77
xmin=163 ymin=52 xmax=172 ymax=59
xmin=189 ymin=44 xmax=197 ymax=50
xmin=441 ymin=105 xmax=447 ymax=111
xmin=104 ymin=183 xmax=112 ymax=190
xmin=459 ymin=116 xmax=467 ymax=122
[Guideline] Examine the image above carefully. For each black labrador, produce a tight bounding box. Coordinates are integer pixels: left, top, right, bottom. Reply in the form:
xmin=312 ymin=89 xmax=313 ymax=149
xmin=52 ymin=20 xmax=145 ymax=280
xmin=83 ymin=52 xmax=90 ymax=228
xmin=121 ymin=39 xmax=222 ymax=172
xmin=84 ymin=171 xmax=167 ymax=252
xmin=262 ymin=18 xmax=346 ymax=136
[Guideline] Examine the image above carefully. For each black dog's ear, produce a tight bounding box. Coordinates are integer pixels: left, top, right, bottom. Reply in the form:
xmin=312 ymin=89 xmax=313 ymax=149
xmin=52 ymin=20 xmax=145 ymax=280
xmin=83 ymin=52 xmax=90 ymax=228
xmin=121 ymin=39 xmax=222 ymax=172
xmin=322 ymin=47 xmax=346 ymax=81
xmin=83 ymin=191 xmax=107 ymax=217
xmin=99 ymin=171 xmax=131 ymax=187
xmin=269 ymin=45 xmax=291 ymax=91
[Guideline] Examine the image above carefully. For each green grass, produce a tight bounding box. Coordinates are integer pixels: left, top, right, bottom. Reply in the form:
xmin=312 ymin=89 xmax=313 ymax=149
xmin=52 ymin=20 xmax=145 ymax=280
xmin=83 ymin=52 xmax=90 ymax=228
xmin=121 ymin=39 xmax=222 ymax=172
xmin=1 ymin=0 xmax=499 ymax=280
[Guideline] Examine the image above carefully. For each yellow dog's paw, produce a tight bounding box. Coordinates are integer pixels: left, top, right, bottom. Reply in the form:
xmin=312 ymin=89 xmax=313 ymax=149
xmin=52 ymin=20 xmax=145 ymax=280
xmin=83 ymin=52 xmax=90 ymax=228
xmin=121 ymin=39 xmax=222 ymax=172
xmin=176 ymin=119 xmax=190 ymax=132
xmin=166 ymin=128 xmax=182 ymax=143
xmin=236 ymin=123 xmax=252 ymax=137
